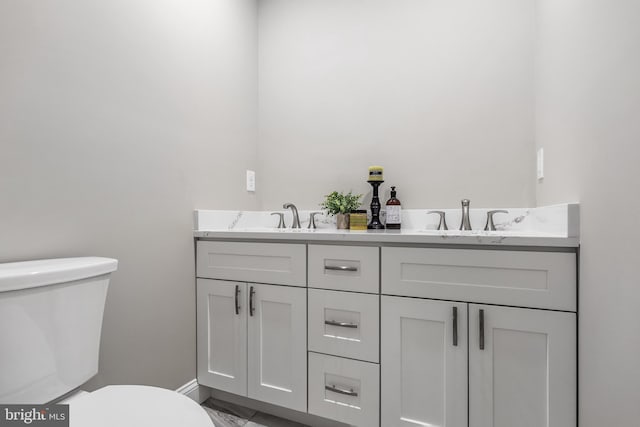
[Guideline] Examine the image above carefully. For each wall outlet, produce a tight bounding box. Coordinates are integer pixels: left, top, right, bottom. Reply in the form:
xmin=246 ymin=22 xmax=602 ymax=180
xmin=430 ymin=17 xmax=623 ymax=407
xmin=536 ymin=148 xmax=544 ymax=180
xmin=246 ymin=170 xmax=256 ymax=192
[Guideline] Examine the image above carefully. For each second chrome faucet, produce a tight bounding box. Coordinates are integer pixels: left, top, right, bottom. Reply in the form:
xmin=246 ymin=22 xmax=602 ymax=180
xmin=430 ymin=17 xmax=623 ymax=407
xmin=427 ymin=199 xmax=509 ymax=231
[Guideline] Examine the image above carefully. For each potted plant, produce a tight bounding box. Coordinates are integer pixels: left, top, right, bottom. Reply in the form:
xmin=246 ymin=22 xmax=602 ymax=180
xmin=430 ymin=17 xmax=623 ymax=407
xmin=320 ymin=191 xmax=363 ymax=229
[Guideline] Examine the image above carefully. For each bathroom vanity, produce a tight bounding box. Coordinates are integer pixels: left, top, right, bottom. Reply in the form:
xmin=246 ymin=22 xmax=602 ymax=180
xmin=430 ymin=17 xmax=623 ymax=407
xmin=194 ymin=205 xmax=578 ymax=427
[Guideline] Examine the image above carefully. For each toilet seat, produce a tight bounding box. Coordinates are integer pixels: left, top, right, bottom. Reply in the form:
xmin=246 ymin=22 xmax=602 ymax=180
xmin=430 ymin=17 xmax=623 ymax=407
xmin=68 ymin=385 xmax=213 ymax=427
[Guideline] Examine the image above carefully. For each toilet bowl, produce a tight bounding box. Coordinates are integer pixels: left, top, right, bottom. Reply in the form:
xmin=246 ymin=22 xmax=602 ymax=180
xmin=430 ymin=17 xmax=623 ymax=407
xmin=0 ymin=257 xmax=213 ymax=427
xmin=66 ymin=385 xmax=213 ymax=427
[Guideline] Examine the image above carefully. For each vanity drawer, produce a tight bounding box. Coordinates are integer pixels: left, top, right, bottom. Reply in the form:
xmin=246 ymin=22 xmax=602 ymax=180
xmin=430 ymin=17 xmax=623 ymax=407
xmin=197 ymin=241 xmax=306 ymax=286
xmin=308 ymin=352 xmax=380 ymax=427
xmin=308 ymin=245 xmax=379 ymax=294
xmin=308 ymin=289 xmax=379 ymax=363
xmin=382 ymin=247 xmax=576 ymax=311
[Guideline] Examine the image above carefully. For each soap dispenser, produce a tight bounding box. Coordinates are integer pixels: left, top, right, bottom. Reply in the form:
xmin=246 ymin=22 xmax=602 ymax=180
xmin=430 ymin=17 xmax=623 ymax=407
xmin=385 ymin=186 xmax=402 ymax=229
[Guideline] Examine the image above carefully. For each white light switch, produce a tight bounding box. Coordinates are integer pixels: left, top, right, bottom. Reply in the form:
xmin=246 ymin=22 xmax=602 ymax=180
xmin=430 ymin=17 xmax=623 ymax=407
xmin=536 ymin=148 xmax=544 ymax=180
xmin=246 ymin=170 xmax=256 ymax=192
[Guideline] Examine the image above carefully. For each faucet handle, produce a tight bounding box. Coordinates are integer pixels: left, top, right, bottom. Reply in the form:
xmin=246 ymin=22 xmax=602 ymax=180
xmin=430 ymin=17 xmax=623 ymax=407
xmin=427 ymin=211 xmax=449 ymax=231
xmin=307 ymin=212 xmax=322 ymax=229
xmin=484 ymin=210 xmax=509 ymax=231
xmin=271 ymin=212 xmax=286 ymax=229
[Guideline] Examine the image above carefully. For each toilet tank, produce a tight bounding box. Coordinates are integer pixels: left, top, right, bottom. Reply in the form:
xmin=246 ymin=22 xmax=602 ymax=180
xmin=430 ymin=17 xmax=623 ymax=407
xmin=0 ymin=257 xmax=118 ymax=404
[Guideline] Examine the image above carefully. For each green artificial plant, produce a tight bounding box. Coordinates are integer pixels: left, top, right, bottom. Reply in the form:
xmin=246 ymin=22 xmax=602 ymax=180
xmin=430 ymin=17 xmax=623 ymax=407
xmin=320 ymin=191 xmax=363 ymax=215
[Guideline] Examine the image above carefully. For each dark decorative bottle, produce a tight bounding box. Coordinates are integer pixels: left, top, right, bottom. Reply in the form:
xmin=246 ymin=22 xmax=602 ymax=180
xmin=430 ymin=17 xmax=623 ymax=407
xmin=385 ymin=186 xmax=402 ymax=229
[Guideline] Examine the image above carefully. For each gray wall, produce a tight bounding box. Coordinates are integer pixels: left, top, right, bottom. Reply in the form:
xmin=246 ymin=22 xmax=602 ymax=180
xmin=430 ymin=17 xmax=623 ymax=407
xmin=0 ymin=0 xmax=258 ymax=390
xmin=536 ymin=0 xmax=640 ymax=424
xmin=257 ymin=0 xmax=537 ymax=210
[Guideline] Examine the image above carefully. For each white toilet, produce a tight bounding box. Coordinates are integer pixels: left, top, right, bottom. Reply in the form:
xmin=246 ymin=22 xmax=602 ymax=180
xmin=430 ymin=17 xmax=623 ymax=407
xmin=0 ymin=257 xmax=213 ymax=427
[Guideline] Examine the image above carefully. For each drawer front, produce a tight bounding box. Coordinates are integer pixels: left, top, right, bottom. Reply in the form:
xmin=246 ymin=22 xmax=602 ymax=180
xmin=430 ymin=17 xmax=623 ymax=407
xmin=197 ymin=241 xmax=306 ymax=286
xmin=308 ymin=352 xmax=380 ymax=427
xmin=382 ymin=247 xmax=576 ymax=311
xmin=308 ymin=289 xmax=379 ymax=363
xmin=308 ymin=245 xmax=379 ymax=293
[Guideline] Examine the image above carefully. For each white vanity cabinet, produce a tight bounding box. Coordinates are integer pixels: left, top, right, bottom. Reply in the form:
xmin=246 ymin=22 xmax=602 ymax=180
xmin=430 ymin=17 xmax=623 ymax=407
xmin=195 ymin=238 xmax=578 ymax=427
xmin=381 ymin=248 xmax=577 ymax=427
xmin=196 ymin=242 xmax=308 ymax=413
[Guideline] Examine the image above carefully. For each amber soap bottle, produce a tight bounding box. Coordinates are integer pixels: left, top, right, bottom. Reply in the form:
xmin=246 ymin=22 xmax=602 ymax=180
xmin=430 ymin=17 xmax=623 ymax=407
xmin=385 ymin=186 xmax=402 ymax=229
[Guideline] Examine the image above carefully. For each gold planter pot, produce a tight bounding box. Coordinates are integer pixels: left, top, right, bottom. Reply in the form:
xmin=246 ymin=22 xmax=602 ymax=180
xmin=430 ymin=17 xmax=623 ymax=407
xmin=336 ymin=213 xmax=350 ymax=230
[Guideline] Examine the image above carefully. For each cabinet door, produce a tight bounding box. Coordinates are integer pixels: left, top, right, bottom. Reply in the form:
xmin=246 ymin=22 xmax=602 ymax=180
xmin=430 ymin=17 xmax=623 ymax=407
xmin=469 ymin=305 xmax=576 ymax=427
xmin=381 ymin=296 xmax=468 ymax=427
xmin=197 ymin=279 xmax=247 ymax=396
xmin=247 ymin=283 xmax=307 ymax=412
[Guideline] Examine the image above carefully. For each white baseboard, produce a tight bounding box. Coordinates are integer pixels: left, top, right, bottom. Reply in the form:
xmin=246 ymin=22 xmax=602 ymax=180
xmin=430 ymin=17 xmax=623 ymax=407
xmin=176 ymin=379 xmax=211 ymax=404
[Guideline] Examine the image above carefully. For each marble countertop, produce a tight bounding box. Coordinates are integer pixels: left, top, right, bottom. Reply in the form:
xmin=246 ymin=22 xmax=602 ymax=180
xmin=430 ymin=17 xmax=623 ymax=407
xmin=194 ymin=228 xmax=578 ymax=247
xmin=193 ymin=204 xmax=580 ymax=248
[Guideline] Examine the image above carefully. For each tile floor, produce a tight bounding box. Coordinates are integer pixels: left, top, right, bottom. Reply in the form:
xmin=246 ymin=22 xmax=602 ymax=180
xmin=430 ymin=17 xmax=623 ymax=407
xmin=201 ymin=397 xmax=308 ymax=427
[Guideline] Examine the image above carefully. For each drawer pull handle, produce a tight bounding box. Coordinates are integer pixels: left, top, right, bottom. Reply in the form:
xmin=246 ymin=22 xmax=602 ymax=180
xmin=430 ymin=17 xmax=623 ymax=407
xmin=249 ymin=286 xmax=255 ymax=317
xmin=235 ymin=285 xmax=240 ymax=315
xmin=479 ymin=309 xmax=485 ymax=350
xmin=325 ymin=320 xmax=359 ymax=329
xmin=452 ymin=306 xmax=458 ymax=347
xmin=325 ymin=385 xmax=358 ymax=397
xmin=324 ymin=265 xmax=358 ymax=272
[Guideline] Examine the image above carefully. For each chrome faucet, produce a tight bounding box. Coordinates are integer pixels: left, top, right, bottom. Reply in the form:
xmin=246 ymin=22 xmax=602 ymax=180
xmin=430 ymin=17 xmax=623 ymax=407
xmin=460 ymin=199 xmax=472 ymax=230
xmin=283 ymin=203 xmax=301 ymax=228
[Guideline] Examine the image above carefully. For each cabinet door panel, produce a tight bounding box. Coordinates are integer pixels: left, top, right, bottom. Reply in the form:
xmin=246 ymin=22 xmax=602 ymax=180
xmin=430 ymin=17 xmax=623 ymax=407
xmin=308 ymin=352 xmax=380 ymax=427
xmin=197 ymin=279 xmax=247 ymax=396
xmin=469 ymin=305 xmax=576 ymax=427
xmin=308 ymin=289 xmax=380 ymax=362
xmin=382 ymin=247 xmax=576 ymax=311
xmin=248 ymin=284 xmax=307 ymax=412
xmin=382 ymin=296 xmax=468 ymax=427
xmin=197 ymin=241 xmax=306 ymax=286
xmin=308 ymin=244 xmax=379 ymax=293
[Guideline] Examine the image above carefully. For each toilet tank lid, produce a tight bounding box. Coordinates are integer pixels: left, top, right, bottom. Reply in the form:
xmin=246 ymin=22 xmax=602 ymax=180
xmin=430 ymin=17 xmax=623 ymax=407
xmin=0 ymin=257 xmax=118 ymax=293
